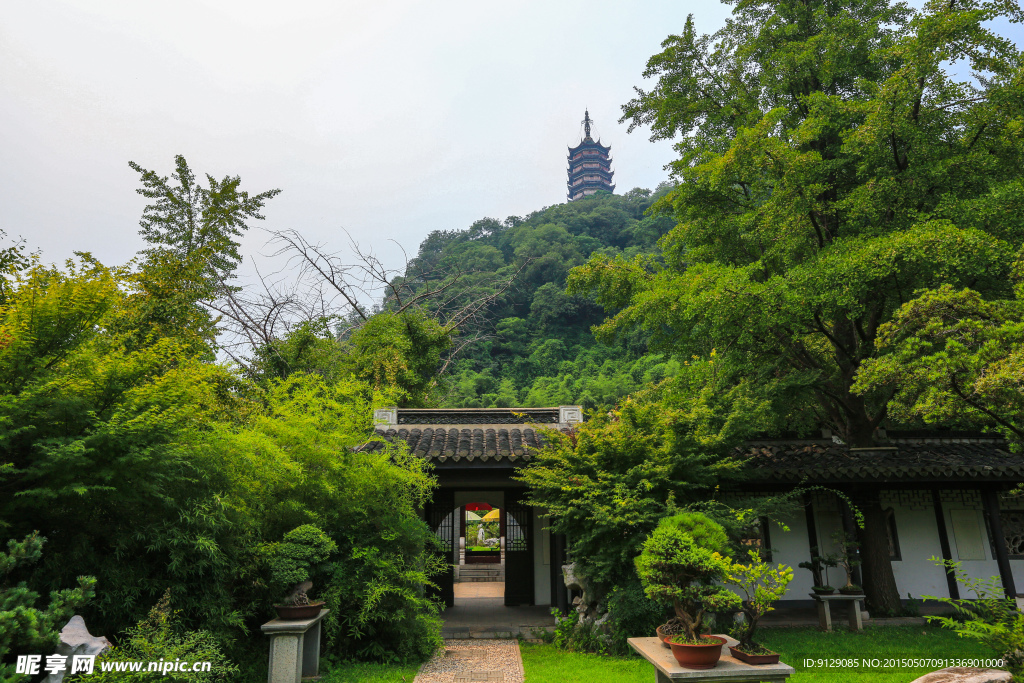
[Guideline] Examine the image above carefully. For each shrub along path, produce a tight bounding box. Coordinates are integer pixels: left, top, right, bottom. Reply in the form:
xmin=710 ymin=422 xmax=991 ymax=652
xmin=413 ymin=639 xmax=524 ymax=683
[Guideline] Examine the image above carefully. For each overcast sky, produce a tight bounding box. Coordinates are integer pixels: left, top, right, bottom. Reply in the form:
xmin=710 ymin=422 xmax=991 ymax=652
xmin=1 ymin=0 xmax=725 ymax=274
xmin=3 ymin=1 xmax=1021 ymax=277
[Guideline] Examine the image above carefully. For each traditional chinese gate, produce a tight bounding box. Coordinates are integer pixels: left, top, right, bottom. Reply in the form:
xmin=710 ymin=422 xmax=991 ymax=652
xmin=425 ymin=488 xmax=455 ymax=608
xmin=503 ymin=490 xmax=534 ymax=606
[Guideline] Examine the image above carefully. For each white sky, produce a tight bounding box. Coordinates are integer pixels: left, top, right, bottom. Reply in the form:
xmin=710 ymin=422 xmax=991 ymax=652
xmin=1 ymin=0 xmax=723 ymax=272
xmin=2 ymin=1 xmax=1020 ymax=274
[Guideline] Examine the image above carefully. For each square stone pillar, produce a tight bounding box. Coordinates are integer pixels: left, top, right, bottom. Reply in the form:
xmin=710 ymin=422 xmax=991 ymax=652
xmin=261 ymin=609 xmax=328 ymax=683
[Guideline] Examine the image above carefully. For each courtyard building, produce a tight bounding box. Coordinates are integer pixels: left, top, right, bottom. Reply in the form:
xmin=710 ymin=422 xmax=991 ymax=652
xmin=363 ymin=407 xmax=1024 ymax=617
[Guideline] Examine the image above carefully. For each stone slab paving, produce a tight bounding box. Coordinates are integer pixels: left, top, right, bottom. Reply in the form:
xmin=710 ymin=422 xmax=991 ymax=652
xmin=454 ymin=582 xmax=505 ymax=598
xmin=413 ymin=639 xmax=524 ymax=683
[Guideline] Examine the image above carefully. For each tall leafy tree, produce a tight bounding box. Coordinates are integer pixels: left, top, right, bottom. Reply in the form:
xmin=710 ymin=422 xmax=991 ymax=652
xmin=572 ymin=0 xmax=1024 ymax=612
xmin=129 ymin=155 xmax=280 ymax=285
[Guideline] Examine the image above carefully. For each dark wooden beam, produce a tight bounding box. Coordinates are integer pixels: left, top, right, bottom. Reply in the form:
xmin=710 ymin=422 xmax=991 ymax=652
xmin=802 ymin=492 xmax=826 ymax=587
xmin=982 ymin=487 xmax=1016 ymax=598
xmin=931 ymin=488 xmax=960 ymax=599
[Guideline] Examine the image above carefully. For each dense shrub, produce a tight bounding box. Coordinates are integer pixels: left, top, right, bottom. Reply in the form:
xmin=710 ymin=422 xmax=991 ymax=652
xmin=605 ymin=580 xmax=666 ymax=653
xmin=87 ymin=590 xmax=238 ymax=682
xmin=0 ymin=533 xmax=95 ymax=683
xmin=0 ymin=259 xmax=443 ymax=665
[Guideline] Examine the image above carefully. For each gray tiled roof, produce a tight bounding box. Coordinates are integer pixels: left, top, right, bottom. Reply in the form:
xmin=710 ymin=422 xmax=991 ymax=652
xmin=355 ymin=426 xmax=562 ymax=463
xmin=742 ymin=438 xmax=1023 ymax=482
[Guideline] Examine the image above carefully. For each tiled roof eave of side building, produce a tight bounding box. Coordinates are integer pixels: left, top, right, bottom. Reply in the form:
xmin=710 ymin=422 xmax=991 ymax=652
xmin=740 ymin=437 xmax=1024 ymax=484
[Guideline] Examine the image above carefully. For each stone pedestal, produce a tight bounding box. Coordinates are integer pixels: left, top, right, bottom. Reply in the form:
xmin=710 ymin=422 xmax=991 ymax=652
xmin=810 ymin=593 xmax=864 ymax=631
xmin=261 ymin=609 xmax=328 ymax=683
xmin=628 ymin=635 xmax=794 ymax=682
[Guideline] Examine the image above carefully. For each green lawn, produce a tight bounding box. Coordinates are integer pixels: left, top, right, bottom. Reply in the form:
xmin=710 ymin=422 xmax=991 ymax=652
xmin=759 ymin=626 xmax=999 ymax=683
xmin=318 ymin=626 xmax=1004 ymax=683
xmin=319 ymin=660 xmax=421 ymax=683
xmin=519 ymin=625 xmax=1002 ymax=683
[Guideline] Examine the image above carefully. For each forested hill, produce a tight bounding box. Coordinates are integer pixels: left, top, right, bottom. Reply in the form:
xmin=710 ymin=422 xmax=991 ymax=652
xmin=397 ymin=184 xmax=677 ymax=409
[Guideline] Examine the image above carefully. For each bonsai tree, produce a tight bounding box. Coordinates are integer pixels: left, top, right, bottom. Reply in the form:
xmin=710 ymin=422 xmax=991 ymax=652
xmin=264 ymin=525 xmax=337 ymax=605
xmin=798 ymin=546 xmax=839 ymax=591
xmin=727 ymin=550 xmax=793 ymax=654
xmin=832 ymin=531 xmax=862 ymax=591
xmin=635 ymin=512 xmax=741 ymax=643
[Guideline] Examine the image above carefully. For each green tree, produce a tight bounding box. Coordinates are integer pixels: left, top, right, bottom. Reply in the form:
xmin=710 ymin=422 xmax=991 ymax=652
xmin=573 ymin=0 xmax=1024 ymax=613
xmin=518 ymin=360 xmax=773 ymax=597
xmin=0 ymin=533 xmax=95 ymax=683
xmin=854 ymin=283 xmax=1024 ymax=446
xmin=129 ymin=155 xmax=280 ymax=284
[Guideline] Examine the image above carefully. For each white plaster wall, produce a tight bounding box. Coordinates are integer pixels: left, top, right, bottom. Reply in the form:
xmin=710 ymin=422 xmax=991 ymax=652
xmin=767 ymin=495 xmax=1023 ymax=604
xmin=887 ymin=505 xmax=948 ymax=599
xmin=534 ymin=512 xmax=552 ymax=606
xmin=768 ymin=515 xmax=816 ymax=599
xmin=941 ymin=504 xmax=1005 ymax=590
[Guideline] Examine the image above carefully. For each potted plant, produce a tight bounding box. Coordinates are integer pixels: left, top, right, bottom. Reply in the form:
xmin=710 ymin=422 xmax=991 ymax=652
xmin=726 ymin=550 xmax=793 ymax=664
xmin=265 ymin=525 xmax=337 ymax=620
xmin=798 ymin=547 xmax=838 ymax=595
xmin=832 ymin=531 xmax=863 ymax=595
xmin=636 ymin=512 xmax=741 ymax=670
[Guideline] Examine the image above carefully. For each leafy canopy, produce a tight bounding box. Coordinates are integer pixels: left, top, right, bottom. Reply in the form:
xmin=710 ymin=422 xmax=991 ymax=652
xmin=573 ymin=0 xmax=1024 ymax=449
xmin=130 ymin=154 xmax=280 ymax=284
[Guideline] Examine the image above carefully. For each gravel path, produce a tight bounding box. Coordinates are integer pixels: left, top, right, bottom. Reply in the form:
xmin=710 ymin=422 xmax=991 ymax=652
xmin=413 ymin=639 xmax=524 ymax=683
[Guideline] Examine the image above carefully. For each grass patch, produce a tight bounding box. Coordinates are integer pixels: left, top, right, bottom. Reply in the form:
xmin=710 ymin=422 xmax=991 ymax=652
xmin=520 ymin=625 xmax=1003 ymax=683
xmin=519 ymin=642 xmax=648 ymax=683
xmin=319 ymin=660 xmax=421 ymax=683
xmin=317 ymin=626 xmax=1004 ymax=683
xmin=759 ymin=625 xmax=999 ymax=682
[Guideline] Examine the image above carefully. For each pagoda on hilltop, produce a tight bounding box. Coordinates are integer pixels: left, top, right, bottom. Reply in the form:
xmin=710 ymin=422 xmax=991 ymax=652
xmin=567 ymin=110 xmax=615 ymax=201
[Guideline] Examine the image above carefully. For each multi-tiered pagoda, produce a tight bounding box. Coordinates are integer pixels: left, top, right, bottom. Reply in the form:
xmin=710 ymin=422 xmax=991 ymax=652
xmin=567 ymin=110 xmax=615 ymax=201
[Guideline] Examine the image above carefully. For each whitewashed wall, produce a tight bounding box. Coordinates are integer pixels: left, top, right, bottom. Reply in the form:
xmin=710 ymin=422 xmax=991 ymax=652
xmin=767 ymin=488 xmax=1024 ymax=605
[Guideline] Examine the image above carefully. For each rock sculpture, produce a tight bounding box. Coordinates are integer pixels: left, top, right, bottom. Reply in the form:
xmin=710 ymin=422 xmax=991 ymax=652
xmin=41 ymin=616 xmax=111 ymax=683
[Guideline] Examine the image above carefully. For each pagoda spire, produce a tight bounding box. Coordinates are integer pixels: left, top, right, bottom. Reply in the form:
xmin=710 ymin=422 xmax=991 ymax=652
xmin=567 ymin=110 xmax=615 ymax=201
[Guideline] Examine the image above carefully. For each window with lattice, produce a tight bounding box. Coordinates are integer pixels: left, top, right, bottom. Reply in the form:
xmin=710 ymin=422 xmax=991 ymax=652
xmin=739 ymin=517 xmax=772 ymax=562
xmin=1001 ymin=511 xmax=1024 ymax=559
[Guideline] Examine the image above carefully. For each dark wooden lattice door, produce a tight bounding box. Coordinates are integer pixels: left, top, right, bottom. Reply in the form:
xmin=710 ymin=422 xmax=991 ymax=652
xmin=424 ymin=488 xmax=455 ymax=608
xmin=504 ymin=490 xmax=534 ymax=606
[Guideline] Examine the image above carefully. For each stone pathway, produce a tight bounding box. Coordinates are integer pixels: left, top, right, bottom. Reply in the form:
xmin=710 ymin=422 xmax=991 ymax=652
xmin=441 ymin=582 xmax=554 ymax=639
xmin=413 ymin=639 xmax=524 ymax=683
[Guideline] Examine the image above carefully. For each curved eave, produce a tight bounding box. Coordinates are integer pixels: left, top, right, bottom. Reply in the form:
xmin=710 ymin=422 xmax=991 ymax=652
xmin=568 ymin=140 xmax=612 ymax=155
xmin=568 ymin=168 xmax=614 ymax=180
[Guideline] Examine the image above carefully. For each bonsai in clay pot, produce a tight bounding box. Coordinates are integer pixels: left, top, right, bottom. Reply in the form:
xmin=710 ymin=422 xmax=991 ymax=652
xmin=726 ymin=550 xmax=793 ymax=664
xmin=635 ymin=513 xmax=741 ymax=670
xmin=266 ymin=525 xmax=337 ymax=620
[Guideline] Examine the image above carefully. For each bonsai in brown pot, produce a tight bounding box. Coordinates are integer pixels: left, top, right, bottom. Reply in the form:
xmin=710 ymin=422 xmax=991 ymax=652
xmin=635 ymin=513 xmax=741 ymax=670
xmin=726 ymin=549 xmax=793 ymax=664
xmin=266 ymin=525 xmax=337 ymax=620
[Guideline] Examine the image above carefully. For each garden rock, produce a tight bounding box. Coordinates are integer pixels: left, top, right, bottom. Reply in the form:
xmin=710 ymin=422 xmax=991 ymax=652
xmin=909 ymin=668 xmax=1012 ymax=683
xmin=41 ymin=616 xmax=111 ymax=683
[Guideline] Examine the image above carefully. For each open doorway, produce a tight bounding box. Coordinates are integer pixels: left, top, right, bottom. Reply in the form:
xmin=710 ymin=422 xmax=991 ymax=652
xmin=456 ymin=502 xmax=505 ymax=603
